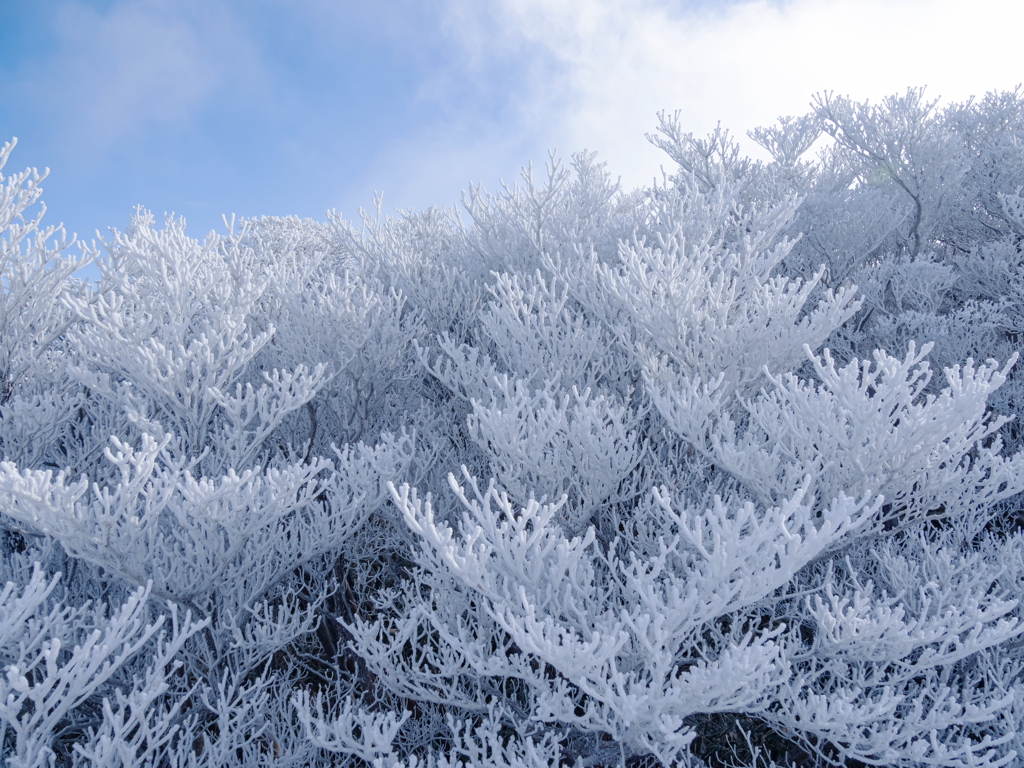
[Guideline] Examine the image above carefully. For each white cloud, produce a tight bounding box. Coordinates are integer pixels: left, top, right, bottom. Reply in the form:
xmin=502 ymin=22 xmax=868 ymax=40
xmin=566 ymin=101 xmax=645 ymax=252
xmin=437 ymin=0 xmax=1024 ymax=190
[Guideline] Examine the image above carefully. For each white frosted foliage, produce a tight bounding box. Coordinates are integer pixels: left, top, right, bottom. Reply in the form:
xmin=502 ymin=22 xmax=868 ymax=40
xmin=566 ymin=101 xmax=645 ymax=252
xmin=3 ymin=86 xmax=1024 ymax=767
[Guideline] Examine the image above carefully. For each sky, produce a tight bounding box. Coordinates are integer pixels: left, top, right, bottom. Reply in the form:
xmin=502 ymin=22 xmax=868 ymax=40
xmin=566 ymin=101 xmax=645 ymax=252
xmin=1 ymin=0 xmax=1022 ymax=246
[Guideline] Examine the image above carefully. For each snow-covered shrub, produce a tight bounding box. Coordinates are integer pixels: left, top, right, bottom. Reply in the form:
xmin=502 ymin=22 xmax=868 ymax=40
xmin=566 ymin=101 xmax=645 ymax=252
xmin=3 ymin=86 xmax=1024 ymax=767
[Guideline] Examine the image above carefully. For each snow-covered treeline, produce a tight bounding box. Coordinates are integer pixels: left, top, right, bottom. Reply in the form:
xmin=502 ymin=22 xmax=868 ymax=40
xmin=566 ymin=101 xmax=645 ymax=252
xmin=3 ymin=87 xmax=1024 ymax=768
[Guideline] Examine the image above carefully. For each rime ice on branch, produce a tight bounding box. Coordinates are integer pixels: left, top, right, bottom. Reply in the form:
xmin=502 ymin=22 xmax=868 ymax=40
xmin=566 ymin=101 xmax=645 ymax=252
xmin=3 ymin=88 xmax=1024 ymax=767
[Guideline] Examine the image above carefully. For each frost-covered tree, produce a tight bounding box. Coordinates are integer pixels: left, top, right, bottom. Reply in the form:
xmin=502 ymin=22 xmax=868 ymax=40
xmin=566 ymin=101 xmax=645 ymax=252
xmin=3 ymin=86 xmax=1024 ymax=768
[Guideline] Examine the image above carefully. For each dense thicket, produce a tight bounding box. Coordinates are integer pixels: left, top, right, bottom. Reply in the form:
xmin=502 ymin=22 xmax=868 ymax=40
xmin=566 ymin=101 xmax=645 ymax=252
xmin=3 ymin=87 xmax=1024 ymax=768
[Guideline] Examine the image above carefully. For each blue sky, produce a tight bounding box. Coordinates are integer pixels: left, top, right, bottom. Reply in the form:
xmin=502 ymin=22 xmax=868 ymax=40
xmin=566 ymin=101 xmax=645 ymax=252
xmin=1 ymin=0 xmax=1022 ymax=245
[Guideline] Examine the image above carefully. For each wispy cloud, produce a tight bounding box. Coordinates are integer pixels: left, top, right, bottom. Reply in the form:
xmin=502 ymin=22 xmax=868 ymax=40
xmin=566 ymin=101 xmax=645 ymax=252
xmin=2 ymin=0 xmax=1020 ymax=237
xmin=16 ymin=0 xmax=262 ymax=158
